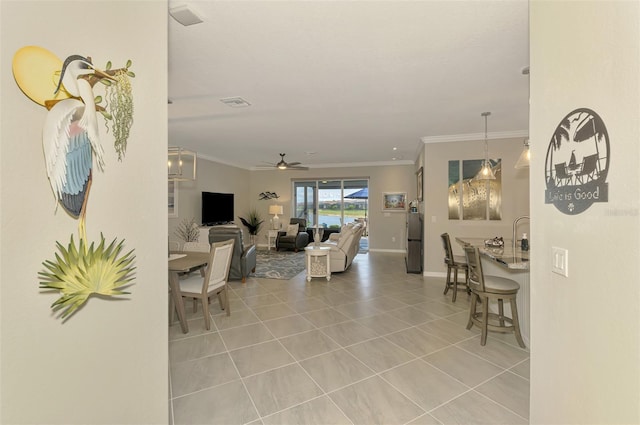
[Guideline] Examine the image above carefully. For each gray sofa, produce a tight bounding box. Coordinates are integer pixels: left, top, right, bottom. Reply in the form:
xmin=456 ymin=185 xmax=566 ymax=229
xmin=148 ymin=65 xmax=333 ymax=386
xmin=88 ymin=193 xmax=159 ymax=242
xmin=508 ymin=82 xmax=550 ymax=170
xmin=208 ymin=226 xmax=256 ymax=282
xmin=276 ymin=218 xmax=309 ymax=251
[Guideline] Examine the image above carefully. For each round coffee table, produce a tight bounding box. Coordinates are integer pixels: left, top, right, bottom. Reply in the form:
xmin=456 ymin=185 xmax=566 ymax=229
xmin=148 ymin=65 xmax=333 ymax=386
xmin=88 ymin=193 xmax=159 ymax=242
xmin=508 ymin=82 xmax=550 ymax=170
xmin=304 ymin=246 xmax=331 ymax=282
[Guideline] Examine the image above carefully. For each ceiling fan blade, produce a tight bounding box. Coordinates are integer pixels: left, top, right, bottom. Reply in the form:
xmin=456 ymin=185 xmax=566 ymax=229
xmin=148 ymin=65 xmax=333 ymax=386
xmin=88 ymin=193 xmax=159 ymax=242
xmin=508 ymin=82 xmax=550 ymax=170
xmin=288 ymin=165 xmax=309 ymax=170
xmin=287 ymin=162 xmax=301 ymax=166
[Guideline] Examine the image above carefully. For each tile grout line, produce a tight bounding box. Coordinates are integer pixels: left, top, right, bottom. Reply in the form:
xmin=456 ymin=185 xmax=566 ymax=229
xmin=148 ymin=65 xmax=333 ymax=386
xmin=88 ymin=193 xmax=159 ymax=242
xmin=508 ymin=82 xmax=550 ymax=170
xmin=248 ymin=295 xmax=356 ymax=423
xmin=169 ymin=253 xmax=530 ymax=424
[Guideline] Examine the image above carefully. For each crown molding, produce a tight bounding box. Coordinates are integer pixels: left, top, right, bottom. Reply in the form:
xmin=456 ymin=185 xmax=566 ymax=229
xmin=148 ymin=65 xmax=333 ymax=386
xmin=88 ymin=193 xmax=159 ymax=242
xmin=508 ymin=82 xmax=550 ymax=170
xmin=248 ymin=160 xmax=414 ymax=171
xmin=198 ymin=153 xmax=414 ymax=171
xmin=421 ymin=130 xmax=529 ymax=144
xmin=309 ymin=160 xmax=414 ymax=169
xmin=196 ymin=152 xmax=248 ymax=170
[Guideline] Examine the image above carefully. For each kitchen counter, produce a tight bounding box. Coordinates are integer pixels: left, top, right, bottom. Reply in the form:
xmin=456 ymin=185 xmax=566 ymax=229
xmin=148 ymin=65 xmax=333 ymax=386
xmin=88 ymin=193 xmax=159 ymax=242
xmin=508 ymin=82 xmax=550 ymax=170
xmin=455 ymin=237 xmax=530 ymax=270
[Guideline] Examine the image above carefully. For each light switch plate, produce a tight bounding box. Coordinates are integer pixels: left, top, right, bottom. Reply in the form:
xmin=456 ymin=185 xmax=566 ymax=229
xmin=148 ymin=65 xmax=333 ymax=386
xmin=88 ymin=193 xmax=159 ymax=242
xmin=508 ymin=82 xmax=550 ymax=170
xmin=552 ymin=247 xmax=569 ymax=277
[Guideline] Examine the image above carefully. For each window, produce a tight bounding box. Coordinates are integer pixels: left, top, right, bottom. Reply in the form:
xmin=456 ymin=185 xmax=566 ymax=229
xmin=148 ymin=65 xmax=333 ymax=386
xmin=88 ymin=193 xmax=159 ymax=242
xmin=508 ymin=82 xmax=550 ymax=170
xmin=293 ymin=179 xmax=368 ymax=229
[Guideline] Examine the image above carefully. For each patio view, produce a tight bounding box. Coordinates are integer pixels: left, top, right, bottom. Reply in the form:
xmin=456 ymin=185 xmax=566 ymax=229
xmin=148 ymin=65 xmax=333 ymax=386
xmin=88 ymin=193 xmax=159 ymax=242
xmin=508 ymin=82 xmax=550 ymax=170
xmin=293 ymin=179 xmax=368 ymax=231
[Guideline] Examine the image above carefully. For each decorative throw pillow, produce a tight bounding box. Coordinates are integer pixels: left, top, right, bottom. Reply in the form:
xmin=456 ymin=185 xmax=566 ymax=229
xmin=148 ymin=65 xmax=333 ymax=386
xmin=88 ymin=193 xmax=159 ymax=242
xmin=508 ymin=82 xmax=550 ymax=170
xmin=286 ymin=223 xmax=299 ymax=236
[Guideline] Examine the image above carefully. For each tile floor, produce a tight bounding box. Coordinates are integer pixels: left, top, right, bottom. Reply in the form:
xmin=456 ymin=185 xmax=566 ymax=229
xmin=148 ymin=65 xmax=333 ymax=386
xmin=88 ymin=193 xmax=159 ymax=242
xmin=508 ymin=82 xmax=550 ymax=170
xmin=169 ymin=252 xmax=530 ymax=425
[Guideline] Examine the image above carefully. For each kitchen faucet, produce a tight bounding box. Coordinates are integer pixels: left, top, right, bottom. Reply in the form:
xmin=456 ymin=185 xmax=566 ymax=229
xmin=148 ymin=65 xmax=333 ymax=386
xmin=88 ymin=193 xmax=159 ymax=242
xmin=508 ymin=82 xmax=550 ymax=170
xmin=512 ymin=215 xmax=530 ymax=251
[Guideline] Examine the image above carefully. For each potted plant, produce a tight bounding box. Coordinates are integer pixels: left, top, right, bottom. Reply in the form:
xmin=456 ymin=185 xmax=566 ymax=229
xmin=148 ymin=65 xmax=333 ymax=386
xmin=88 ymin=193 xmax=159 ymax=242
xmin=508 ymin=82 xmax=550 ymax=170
xmin=174 ymin=217 xmax=200 ymax=246
xmin=239 ymin=209 xmax=264 ymax=245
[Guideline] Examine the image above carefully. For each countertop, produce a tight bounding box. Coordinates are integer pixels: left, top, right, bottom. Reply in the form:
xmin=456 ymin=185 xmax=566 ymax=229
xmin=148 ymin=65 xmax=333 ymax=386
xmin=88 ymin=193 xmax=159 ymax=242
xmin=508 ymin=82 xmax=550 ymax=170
xmin=455 ymin=237 xmax=530 ymax=270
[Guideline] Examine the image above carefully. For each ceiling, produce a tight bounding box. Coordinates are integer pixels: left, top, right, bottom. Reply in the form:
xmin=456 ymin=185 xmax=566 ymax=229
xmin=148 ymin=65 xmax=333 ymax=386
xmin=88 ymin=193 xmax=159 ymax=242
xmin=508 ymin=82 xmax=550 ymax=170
xmin=168 ymin=0 xmax=529 ymax=170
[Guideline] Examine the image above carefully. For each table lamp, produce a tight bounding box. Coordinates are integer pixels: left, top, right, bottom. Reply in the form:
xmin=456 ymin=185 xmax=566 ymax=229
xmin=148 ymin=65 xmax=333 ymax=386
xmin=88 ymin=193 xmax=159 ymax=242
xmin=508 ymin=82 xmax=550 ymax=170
xmin=269 ymin=205 xmax=283 ymax=230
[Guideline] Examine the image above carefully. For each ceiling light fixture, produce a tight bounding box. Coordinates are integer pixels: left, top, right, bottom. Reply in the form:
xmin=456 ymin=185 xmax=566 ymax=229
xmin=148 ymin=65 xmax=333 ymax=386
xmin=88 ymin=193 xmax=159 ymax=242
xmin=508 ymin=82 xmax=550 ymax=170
xmin=475 ymin=112 xmax=496 ymax=180
xmin=516 ymin=66 xmax=531 ymax=169
xmin=515 ymin=138 xmax=530 ymax=169
xmin=168 ymin=146 xmax=197 ymax=181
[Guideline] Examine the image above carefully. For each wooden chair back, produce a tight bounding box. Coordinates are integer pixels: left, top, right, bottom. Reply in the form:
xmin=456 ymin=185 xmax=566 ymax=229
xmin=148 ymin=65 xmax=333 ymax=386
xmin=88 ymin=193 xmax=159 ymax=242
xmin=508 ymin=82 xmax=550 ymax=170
xmin=463 ymin=245 xmax=486 ymax=293
xmin=440 ymin=233 xmax=454 ymax=265
xmin=203 ymin=239 xmax=234 ymax=294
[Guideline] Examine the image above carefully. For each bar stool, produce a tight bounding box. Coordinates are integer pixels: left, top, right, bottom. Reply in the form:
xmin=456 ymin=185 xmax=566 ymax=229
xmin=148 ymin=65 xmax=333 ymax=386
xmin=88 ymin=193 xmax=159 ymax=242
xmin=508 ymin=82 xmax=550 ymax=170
xmin=440 ymin=233 xmax=470 ymax=302
xmin=463 ymin=245 xmax=526 ymax=348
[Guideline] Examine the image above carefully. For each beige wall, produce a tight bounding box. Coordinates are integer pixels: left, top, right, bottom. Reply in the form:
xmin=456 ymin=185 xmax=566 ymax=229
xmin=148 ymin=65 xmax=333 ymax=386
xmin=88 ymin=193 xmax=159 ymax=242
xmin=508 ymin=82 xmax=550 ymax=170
xmin=248 ymin=164 xmax=416 ymax=251
xmin=1 ymin=1 xmax=168 ymax=423
xmin=530 ymin=1 xmax=640 ymax=423
xmin=169 ymin=161 xmax=415 ymax=251
xmin=169 ymin=157 xmax=251 ymax=244
xmin=422 ymin=137 xmax=530 ymax=274
xmin=169 ymin=159 xmax=416 ymax=253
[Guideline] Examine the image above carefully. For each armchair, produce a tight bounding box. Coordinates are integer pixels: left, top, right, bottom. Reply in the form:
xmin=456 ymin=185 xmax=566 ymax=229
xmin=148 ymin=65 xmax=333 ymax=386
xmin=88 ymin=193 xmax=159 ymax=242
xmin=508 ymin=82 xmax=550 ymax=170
xmin=208 ymin=226 xmax=256 ymax=283
xmin=276 ymin=218 xmax=309 ymax=252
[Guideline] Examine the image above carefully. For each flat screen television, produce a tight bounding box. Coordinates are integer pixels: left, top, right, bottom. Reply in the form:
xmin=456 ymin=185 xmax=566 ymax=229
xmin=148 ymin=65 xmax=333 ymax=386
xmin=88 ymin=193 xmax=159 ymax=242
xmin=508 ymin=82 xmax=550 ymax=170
xmin=201 ymin=192 xmax=234 ymax=225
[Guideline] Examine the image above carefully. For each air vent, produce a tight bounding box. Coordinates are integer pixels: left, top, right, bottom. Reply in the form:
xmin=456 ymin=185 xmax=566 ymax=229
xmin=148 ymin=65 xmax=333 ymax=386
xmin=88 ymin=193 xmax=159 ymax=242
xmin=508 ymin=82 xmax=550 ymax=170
xmin=220 ymin=97 xmax=251 ymax=108
xmin=169 ymin=5 xmax=203 ymax=26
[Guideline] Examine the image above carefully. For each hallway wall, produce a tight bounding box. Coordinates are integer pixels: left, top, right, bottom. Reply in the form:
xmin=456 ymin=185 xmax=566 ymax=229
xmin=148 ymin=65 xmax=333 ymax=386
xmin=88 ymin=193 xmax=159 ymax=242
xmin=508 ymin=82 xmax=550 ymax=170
xmin=1 ymin=1 xmax=169 ymax=423
xmin=529 ymin=2 xmax=640 ymax=423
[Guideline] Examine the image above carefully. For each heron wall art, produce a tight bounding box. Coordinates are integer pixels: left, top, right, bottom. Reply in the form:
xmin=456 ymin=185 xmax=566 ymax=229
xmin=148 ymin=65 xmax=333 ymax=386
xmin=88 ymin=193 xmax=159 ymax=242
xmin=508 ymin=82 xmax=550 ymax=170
xmin=12 ymin=46 xmax=137 ymax=319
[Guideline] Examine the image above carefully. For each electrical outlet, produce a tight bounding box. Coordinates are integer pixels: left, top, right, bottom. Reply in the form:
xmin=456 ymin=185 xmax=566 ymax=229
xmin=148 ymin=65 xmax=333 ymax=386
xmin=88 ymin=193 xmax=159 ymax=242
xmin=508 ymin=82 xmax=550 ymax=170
xmin=392 ymin=236 xmax=396 ymax=242
xmin=552 ymin=247 xmax=569 ymax=277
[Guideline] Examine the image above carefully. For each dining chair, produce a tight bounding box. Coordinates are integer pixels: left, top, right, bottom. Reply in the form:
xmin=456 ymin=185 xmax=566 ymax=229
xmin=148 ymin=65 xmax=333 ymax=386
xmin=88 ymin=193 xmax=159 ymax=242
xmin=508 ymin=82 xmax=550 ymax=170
xmin=178 ymin=239 xmax=235 ymax=330
xmin=440 ymin=233 xmax=469 ymax=302
xmin=463 ymin=245 xmax=526 ymax=348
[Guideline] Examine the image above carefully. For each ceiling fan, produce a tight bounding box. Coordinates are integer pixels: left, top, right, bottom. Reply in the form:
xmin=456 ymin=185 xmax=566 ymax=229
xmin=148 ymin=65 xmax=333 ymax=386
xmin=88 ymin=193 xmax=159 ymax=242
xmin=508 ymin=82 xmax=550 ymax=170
xmin=260 ymin=153 xmax=308 ymax=170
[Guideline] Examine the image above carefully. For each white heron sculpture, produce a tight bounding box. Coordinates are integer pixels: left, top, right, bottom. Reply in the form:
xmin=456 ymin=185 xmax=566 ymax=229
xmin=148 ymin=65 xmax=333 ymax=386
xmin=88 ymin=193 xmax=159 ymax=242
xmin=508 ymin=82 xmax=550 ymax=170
xmin=42 ymin=55 xmax=113 ymax=235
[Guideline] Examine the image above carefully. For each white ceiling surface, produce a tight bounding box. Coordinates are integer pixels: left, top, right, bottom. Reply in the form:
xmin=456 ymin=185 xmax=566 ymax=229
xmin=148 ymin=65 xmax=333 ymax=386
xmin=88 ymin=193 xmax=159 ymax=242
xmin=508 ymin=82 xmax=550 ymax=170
xmin=168 ymin=1 xmax=529 ymax=170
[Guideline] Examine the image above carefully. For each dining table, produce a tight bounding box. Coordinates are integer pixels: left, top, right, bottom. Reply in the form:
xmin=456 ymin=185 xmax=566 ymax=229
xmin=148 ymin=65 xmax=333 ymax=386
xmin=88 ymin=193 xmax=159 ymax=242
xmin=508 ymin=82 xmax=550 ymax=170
xmin=168 ymin=251 xmax=210 ymax=333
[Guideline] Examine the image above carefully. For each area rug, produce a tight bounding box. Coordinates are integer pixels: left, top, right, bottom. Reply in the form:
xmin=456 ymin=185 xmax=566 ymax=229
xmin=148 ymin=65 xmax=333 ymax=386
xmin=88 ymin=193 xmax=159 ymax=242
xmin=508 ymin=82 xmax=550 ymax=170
xmin=253 ymin=250 xmax=306 ymax=280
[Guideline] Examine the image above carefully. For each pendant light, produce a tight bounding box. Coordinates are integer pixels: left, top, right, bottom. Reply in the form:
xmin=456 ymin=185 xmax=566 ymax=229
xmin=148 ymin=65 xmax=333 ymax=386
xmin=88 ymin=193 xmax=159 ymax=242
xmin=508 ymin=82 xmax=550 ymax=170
xmin=514 ymin=138 xmax=530 ymax=169
xmin=168 ymin=146 xmax=197 ymax=181
xmin=475 ymin=112 xmax=496 ymax=180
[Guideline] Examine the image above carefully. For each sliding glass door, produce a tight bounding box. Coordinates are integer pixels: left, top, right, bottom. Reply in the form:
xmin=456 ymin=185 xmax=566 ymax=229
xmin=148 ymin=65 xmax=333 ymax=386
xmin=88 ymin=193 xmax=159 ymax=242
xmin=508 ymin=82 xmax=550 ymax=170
xmin=294 ymin=181 xmax=316 ymax=222
xmin=293 ymin=179 xmax=368 ymax=230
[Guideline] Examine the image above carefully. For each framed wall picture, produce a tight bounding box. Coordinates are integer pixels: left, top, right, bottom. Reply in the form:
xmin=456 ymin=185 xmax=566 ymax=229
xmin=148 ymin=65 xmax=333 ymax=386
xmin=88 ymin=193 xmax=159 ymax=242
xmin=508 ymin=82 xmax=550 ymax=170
xmin=416 ymin=167 xmax=423 ymax=201
xmin=382 ymin=192 xmax=407 ymax=211
xmin=168 ymin=180 xmax=178 ymax=218
xmin=447 ymin=158 xmax=502 ymax=220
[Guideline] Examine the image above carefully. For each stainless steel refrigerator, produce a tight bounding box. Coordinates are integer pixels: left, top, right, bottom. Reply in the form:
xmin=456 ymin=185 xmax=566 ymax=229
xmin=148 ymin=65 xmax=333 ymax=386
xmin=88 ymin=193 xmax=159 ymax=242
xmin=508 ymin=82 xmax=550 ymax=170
xmin=406 ymin=213 xmax=423 ymax=273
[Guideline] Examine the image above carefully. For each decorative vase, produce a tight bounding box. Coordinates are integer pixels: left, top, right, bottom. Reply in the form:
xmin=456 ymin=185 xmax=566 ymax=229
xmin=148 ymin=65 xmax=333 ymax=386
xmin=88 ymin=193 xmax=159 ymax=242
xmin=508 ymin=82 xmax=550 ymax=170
xmin=314 ymin=228 xmax=324 ymax=246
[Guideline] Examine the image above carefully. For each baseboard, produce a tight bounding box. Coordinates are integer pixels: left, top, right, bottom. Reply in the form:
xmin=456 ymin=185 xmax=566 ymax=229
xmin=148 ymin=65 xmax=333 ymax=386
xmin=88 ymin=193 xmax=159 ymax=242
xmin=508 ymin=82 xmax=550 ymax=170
xmin=368 ymin=249 xmax=406 ymax=254
xmin=423 ymin=271 xmax=447 ymax=278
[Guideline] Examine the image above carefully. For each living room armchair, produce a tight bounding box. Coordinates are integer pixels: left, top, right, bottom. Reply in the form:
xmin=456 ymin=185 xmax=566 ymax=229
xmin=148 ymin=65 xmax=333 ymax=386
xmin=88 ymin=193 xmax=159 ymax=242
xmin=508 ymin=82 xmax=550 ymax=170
xmin=208 ymin=226 xmax=256 ymax=283
xmin=276 ymin=218 xmax=309 ymax=252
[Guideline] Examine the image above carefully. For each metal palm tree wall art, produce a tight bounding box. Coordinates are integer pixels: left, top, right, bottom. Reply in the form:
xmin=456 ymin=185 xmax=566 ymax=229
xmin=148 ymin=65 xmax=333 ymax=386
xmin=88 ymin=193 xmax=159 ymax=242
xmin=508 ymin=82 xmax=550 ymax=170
xmin=12 ymin=46 xmax=137 ymax=319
